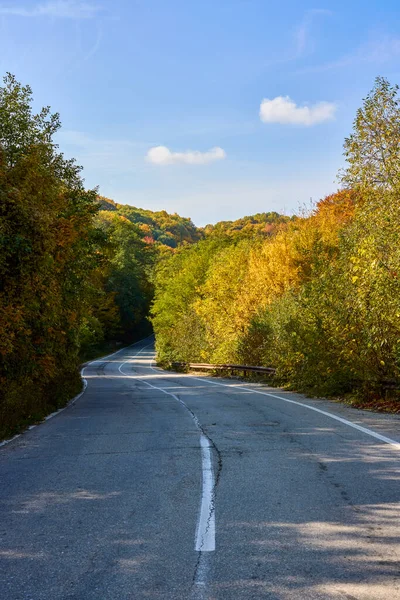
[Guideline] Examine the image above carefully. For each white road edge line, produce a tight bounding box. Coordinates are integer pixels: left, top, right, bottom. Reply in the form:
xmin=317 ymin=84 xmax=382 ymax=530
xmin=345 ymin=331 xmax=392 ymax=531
xmin=189 ymin=377 xmax=400 ymax=451
xmin=0 ymin=377 xmax=89 ymax=449
xmin=146 ymin=355 xmax=400 ymax=451
xmin=118 ymin=355 xmax=216 ymax=553
xmin=0 ymin=336 xmax=153 ymax=449
xmin=0 ymin=433 xmax=21 ymax=448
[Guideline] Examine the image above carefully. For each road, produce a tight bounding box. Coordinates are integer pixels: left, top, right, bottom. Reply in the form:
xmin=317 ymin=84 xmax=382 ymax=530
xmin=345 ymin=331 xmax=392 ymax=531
xmin=1 ymin=339 xmax=400 ymax=600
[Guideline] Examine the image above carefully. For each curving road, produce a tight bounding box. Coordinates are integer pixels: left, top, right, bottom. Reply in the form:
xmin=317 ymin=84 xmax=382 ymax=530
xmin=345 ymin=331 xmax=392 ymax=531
xmin=1 ymin=339 xmax=400 ymax=599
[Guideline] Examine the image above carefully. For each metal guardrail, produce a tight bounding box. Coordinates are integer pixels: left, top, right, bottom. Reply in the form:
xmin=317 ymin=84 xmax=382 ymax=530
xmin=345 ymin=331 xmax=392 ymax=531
xmin=171 ymin=362 xmax=276 ymax=377
xmin=170 ymin=363 xmax=400 ymax=390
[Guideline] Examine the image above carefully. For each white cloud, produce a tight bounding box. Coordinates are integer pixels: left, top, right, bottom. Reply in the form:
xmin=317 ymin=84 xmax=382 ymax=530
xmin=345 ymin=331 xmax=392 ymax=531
xmin=297 ymin=35 xmax=400 ymax=74
xmin=146 ymin=145 xmax=226 ymax=166
xmin=294 ymin=9 xmax=332 ymax=56
xmin=0 ymin=1 xmax=100 ymax=19
xmin=261 ymin=9 xmax=332 ymax=71
xmin=260 ymin=96 xmax=336 ymax=126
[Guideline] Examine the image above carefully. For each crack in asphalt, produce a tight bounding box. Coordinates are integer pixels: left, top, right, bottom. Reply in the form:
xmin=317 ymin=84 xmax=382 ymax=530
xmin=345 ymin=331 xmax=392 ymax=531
xmin=179 ymin=399 xmax=222 ymax=595
xmin=127 ymin=365 xmax=222 ymax=593
xmin=116 ymin=352 xmax=223 ymax=596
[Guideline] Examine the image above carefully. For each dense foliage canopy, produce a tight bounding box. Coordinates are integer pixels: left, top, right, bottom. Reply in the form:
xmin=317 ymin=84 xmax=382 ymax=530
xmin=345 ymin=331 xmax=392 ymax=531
xmin=0 ymin=75 xmax=201 ymax=437
xmin=152 ymin=77 xmax=400 ymax=406
xmin=98 ymin=196 xmax=202 ymax=248
xmin=2 ymin=74 xmax=400 ymax=438
xmin=0 ymin=74 xmax=101 ymax=435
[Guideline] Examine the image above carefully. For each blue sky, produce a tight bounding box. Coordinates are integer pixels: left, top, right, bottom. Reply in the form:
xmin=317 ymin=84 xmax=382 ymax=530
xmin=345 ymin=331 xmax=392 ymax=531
xmin=1 ymin=0 xmax=400 ymax=225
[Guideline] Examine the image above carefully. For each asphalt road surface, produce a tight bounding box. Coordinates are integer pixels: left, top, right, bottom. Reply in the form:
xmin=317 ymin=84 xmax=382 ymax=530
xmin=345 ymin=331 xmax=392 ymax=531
xmin=1 ymin=339 xmax=400 ymax=600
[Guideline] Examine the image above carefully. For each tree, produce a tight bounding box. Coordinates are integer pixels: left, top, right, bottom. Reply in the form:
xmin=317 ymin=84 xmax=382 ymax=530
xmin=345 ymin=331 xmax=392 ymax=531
xmin=94 ymin=211 xmax=154 ymax=341
xmin=0 ymin=73 xmax=100 ymax=436
xmin=341 ymin=77 xmax=400 ymax=192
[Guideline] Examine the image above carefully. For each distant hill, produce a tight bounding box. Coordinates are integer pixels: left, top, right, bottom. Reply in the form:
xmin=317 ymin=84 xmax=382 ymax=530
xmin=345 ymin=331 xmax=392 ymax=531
xmin=203 ymin=212 xmax=292 ymax=238
xmin=98 ymin=197 xmax=291 ymax=248
xmin=97 ymin=196 xmax=203 ymax=249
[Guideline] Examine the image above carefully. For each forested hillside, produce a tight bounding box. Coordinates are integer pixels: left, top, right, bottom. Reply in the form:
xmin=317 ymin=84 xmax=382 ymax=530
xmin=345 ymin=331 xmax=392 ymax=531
xmin=203 ymin=212 xmax=291 ymax=238
xmin=153 ymin=77 xmax=400 ymax=407
xmin=98 ymin=196 xmax=202 ymax=248
xmin=2 ymin=74 xmax=400 ymax=438
xmin=0 ymin=74 xmax=200 ymax=437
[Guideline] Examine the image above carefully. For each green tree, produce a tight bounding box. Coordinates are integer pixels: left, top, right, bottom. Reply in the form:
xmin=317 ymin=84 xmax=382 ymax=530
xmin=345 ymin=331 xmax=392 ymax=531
xmin=341 ymin=76 xmax=400 ymax=192
xmin=95 ymin=211 xmax=154 ymax=341
xmin=0 ymin=74 xmax=100 ymax=436
xmin=151 ymin=238 xmax=229 ymax=363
